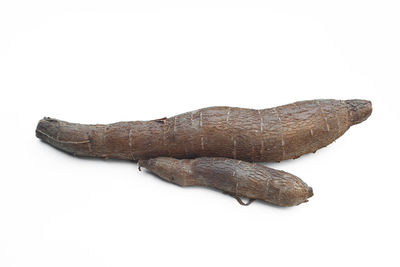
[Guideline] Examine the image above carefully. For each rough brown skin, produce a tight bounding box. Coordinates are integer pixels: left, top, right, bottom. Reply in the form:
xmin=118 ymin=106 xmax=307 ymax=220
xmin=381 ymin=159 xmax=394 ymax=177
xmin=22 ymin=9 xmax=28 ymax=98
xmin=138 ymin=157 xmax=313 ymax=207
xmin=35 ymin=99 xmax=372 ymax=162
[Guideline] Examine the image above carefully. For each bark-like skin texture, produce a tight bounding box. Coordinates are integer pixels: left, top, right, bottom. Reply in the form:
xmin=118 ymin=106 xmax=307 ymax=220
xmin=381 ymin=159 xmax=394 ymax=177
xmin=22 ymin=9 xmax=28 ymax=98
xmin=139 ymin=157 xmax=313 ymax=207
xmin=36 ymin=99 xmax=372 ymax=162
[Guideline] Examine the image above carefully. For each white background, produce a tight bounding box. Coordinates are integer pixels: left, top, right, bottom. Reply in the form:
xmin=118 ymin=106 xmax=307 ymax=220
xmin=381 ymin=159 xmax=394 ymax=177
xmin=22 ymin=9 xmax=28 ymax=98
xmin=1 ymin=1 xmax=399 ymax=266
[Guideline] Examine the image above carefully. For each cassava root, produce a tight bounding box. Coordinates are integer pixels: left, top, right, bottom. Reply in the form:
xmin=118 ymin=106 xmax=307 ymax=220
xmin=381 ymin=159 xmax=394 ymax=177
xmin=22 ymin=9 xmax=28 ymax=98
xmin=36 ymin=99 xmax=372 ymax=207
xmin=36 ymin=99 xmax=372 ymax=162
xmin=138 ymin=157 xmax=313 ymax=207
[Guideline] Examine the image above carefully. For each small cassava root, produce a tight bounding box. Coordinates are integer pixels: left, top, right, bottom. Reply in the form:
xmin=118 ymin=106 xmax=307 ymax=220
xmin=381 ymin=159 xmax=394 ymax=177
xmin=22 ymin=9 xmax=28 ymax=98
xmin=35 ymin=99 xmax=372 ymax=162
xmin=138 ymin=157 xmax=313 ymax=207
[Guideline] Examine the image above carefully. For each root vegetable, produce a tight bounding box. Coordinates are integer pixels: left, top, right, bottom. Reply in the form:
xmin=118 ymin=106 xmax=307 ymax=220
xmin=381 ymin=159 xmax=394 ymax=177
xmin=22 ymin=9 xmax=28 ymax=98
xmin=36 ymin=99 xmax=372 ymax=162
xmin=138 ymin=157 xmax=313 ymax=207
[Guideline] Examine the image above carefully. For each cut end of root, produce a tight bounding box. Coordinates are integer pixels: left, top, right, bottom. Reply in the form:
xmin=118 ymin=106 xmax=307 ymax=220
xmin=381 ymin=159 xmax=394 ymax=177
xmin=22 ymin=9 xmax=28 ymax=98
xmin=307 ymin=186 xmax=314 ymax=198
xmin=36 ymin=117 xmax=91 ymax=155
xmin=36 ymin=117 xmax=61 ymax=141
xmin=345 ymin=99 xmax=372 ymax=126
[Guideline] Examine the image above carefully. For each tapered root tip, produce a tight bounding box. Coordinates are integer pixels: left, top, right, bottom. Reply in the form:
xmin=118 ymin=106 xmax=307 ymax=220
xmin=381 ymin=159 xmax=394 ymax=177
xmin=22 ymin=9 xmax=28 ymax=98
xmin=345 ymin=99 xmax=372 ymax=125
xmin=138 ymin=158 xmax=177 ymax=172
xmin=137 ymin=159 xmax=150 ymax=169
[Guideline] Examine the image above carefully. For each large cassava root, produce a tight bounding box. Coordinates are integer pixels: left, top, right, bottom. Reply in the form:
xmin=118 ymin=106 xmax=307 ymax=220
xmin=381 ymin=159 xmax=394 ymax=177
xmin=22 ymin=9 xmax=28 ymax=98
xmin=35 ymin=99 xmax=372 ymax=162
xmin=138 ymin=157 xmax=313 ymax=207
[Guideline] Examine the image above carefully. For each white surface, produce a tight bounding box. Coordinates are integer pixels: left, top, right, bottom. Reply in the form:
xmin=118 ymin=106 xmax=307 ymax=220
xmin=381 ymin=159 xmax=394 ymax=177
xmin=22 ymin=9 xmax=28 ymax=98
xmin=1 ymin=1 xmax=399 ymax=266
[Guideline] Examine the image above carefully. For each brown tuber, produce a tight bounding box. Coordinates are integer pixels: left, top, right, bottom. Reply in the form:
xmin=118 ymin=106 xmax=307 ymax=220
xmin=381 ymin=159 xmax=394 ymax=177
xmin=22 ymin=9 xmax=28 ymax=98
xmin=138 ymin=157 xmax=314 ymax=207
xmin=35 ymin=99 xmax=372 ymax=162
